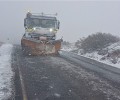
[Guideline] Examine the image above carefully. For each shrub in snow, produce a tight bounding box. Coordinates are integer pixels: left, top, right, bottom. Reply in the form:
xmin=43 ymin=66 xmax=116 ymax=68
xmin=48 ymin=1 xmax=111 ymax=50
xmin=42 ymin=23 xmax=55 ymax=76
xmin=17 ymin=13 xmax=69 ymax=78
xmin=98 ymin=49 xmax=108 ymax=55
xmin=80 ymin=32 xmax=119 ymax=53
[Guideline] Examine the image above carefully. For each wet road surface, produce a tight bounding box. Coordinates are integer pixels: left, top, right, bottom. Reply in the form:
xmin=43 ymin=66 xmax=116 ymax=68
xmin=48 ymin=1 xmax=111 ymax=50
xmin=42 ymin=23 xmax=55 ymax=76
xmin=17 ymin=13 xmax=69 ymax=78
xmin=12 ymin=46 xmax=120 ymax=100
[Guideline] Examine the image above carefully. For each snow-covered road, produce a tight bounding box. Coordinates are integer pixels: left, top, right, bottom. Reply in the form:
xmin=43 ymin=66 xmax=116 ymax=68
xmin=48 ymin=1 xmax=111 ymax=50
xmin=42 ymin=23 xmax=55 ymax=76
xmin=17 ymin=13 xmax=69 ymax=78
xmin=13 ymin=45 xmax=120 ymax=100
xmin=0 ymin=44 xmax=13 ymax=100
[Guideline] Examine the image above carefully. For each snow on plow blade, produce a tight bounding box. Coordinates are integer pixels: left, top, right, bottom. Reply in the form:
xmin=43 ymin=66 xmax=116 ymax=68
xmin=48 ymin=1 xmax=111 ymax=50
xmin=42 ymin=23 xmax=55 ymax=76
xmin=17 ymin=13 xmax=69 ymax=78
xmin=21 ymin=38 xmax=62 ymax=55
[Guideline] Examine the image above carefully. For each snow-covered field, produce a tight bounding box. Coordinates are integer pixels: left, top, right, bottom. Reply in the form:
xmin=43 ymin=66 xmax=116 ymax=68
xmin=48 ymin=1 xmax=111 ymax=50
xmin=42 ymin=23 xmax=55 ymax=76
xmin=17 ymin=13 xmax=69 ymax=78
xmin=61 ymin=43 xmax=77 ymax=52
xmin=78 ymin=42 xmax=120 ymax=69
xmin=62 ymin=41 xmax=120 ymax=69
xmin=78 ymin=51 xmax=120 ymax=69
xmin=0 ymin=44 xmax=13 ymax=100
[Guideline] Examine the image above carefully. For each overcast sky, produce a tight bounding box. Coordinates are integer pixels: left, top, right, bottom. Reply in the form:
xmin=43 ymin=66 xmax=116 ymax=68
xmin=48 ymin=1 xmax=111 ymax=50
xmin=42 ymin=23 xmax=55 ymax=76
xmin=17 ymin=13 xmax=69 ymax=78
xmin=0 ymin=0 xmax=120 ymax=44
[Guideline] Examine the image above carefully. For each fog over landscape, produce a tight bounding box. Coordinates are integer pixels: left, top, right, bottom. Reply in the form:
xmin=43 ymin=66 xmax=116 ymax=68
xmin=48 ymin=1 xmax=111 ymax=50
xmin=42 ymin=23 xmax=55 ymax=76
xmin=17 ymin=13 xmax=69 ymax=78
xmin=0 ymin=1 xmax=120 ymax=44
xmin=1 ymin=1 xmax=120 ymax=100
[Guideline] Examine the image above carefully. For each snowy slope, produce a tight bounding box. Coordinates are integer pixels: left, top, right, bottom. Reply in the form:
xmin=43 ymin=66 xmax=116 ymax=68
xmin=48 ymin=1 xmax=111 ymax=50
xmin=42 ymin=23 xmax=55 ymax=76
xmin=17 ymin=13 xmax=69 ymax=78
xmin=78 ymin=42 xmax=120 ymax=69
xmin=61 ymin=43 xmax=77 ymax=52
xmin=62 ymin=41 xmax=120 ymax=69
xmin=0 ymin=44 xmax=13 ymax=100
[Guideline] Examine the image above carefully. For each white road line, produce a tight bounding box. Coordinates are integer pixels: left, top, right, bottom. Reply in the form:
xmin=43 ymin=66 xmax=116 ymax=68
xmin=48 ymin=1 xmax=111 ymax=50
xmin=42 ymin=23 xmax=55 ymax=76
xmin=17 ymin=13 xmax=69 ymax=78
xmin=18 ymin=66 xmax=28 ymax=100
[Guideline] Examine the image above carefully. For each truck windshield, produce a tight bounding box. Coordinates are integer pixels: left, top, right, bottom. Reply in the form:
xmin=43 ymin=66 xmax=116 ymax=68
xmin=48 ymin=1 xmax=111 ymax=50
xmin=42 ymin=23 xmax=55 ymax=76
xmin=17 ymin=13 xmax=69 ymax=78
xmin=26 ymin=18 xmax=56 ymax=28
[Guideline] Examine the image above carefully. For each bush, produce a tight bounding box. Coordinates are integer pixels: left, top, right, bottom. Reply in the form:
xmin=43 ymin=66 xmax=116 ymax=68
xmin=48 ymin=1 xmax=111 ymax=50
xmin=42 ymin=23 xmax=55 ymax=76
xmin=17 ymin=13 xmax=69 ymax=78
xmin=62 ymin=41 xmax=70 ymax=46
xmin=75 ymin=37 xmax=85 ymax=48
xmin=80 ymin=32 xmax=120 ymax=53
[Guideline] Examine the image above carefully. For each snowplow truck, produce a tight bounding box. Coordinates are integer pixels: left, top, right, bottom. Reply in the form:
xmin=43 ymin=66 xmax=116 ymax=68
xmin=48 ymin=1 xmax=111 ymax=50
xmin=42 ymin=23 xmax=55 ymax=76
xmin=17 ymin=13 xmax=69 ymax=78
xmin=21 ymin=12 xmax=62 ymax=55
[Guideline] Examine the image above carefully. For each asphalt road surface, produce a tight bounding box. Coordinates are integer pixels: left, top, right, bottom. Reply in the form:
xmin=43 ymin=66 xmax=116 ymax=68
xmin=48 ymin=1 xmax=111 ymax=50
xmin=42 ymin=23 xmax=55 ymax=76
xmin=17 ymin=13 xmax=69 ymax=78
xmin=12 ymin=46 xmax=120 ymax=100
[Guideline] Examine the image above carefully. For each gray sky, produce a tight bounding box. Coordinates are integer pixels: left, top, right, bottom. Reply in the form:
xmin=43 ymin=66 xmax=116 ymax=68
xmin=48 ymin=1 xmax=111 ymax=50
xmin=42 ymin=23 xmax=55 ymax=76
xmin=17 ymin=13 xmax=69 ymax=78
xmin=0 ymin=0 xmax=120 ymax=44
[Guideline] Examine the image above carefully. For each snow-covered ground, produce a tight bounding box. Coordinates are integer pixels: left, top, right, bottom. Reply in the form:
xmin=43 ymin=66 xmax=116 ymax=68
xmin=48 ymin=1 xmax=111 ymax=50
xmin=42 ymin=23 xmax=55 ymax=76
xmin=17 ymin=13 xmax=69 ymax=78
xmin=62 ymin=41 xmax=120 ymax=69
xmin=61 ymin=43 xmax=77 ymax=52
xmin=0 ymin=44 xmax=13 ymax=100
xmin=78 ymin=51 xmax=120 ymax=69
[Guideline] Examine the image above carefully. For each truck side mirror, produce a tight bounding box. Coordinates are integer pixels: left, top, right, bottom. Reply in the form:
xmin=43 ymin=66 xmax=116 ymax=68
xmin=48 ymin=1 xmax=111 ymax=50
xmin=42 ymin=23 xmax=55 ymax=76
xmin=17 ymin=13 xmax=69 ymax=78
xmin=58 ymin=21 xmax=60 ymax=29
xmin=24 ymin=18 xmax=26 ymax=27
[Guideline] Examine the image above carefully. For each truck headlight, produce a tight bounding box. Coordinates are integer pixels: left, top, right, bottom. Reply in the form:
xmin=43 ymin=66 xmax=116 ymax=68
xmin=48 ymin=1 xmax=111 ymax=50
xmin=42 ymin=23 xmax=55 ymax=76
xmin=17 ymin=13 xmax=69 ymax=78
xmin=33 ymin=27 xmax=36 ymax=30
xmin=49 ymin=28 xmax=53 ymax=32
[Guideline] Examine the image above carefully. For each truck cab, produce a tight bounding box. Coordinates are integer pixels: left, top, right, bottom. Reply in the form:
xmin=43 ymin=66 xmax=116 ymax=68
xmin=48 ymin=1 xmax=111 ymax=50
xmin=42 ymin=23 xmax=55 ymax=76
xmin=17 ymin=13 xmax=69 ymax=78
xmin=24 ymin=12 xmax=60 ymax=40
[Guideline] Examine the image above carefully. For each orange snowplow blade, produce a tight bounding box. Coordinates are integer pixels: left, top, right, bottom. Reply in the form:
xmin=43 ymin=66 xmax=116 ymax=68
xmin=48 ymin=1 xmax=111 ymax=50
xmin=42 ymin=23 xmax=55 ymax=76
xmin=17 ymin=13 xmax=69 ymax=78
xmin=21 ymin=37 xmax=62 ymax=55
